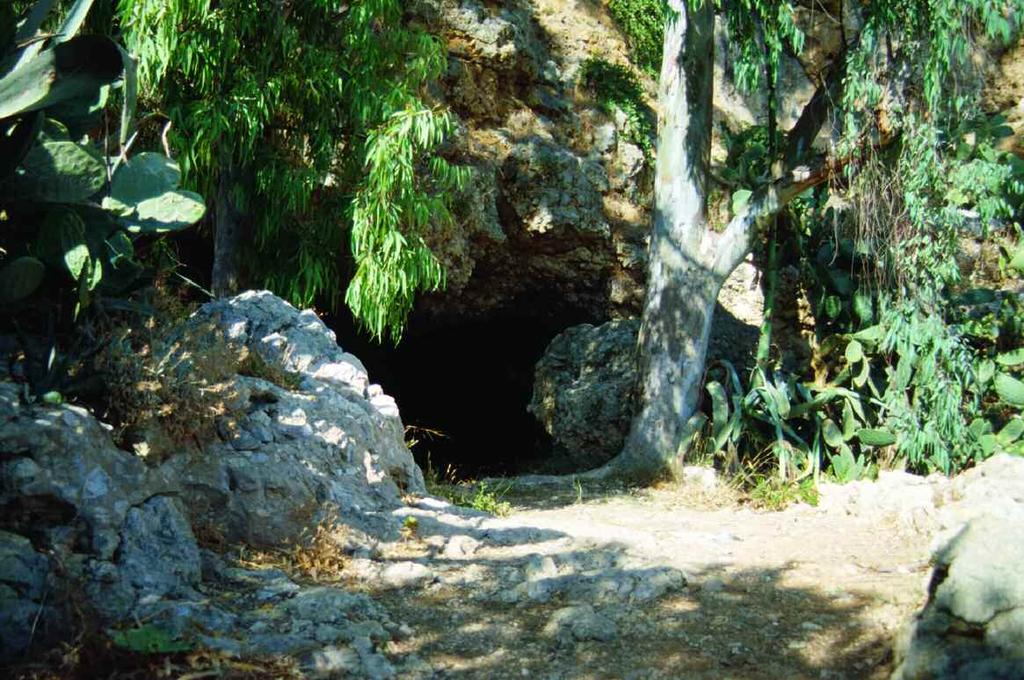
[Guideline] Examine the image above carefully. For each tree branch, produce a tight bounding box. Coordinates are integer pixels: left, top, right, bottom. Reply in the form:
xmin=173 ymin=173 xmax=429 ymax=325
xmin=712 ymin=152 xmax=845 ymax=278
xmin=710 ymin=29 xmax=863 ymax=279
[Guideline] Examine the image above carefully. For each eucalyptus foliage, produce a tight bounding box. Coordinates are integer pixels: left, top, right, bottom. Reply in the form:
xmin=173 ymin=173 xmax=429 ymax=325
xmin=764 ymin=1 xmax=1023 ymax=476
xmin=118 ymin=0 xmax=467 ymax=341
xmin=840 ymin=0 xmax=1019 ymax=142
xmin=610 ymin=0 xmax=1024 ymax=478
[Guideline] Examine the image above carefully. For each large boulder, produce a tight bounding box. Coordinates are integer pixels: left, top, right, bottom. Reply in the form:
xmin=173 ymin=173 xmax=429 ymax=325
xmin=892 ymin=516 xmax=1024 ymax=680
xmin=862 ymin=455 xmax=1024 ymax=680
xmin=529 ymin=319 xmax=640 ymax=470
xmin=528 ymin=261 xmax=765 ymax=471
xmin=0 ymin=291 xmax=423 ymax=662
xmin=164 ymin=292 xmax=425 ymax=545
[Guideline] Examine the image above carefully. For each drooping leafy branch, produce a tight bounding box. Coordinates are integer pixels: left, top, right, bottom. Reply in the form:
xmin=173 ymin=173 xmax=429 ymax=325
xmin=119 ymin=0 xmax=468 ymax=341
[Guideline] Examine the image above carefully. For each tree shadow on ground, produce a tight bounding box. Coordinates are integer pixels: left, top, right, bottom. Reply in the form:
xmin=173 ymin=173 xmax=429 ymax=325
xmin=364 ymin=502 xmax=901 ymax=680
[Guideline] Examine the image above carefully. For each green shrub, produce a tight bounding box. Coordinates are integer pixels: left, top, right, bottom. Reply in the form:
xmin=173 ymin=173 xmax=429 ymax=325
xmin=578 ymin=58 xmax=656 ymax=155
xmin=0 ymin=0 xmax=204 ymax=399
xmin=698 ymin=111 xmax=1024 ymax=479
xmin=421 ymin=453 xmax=513 ymax=517
xmin=606 ymin=0 xmax=665 ymax=75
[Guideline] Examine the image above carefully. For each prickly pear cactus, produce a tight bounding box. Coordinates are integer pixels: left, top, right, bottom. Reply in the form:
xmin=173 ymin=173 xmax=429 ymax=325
xmin=109 ymin=152 xmax=181 ymax=204
xmin=0 ymin=256 xmax=45 ymax=303
xmin=103 ymin=152 xmax=206 ymax=233
xmin=10 ymin=140 xmax=106 ymax=203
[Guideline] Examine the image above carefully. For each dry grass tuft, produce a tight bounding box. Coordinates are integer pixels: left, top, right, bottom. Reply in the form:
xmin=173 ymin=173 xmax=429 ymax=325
xmin=95 ymin=316 xmax=243 ymax=459
xmin=235 ymin=507 xmax=348 ymax=583
xmin=94 ymin=280 xmax=299 ymax=460
xmin=290 ymin=509 xmax=348 ymax=582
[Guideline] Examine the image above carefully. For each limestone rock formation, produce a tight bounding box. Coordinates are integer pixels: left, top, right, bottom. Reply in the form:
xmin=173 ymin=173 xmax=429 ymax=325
xmin=0 ymin=291 xmax=421 ymax=664
xmin=528 ymin=262 xmax=765 ymax=468
xmin=529 ymin=319 xmax=640 ymax=470
xmin=165 ymin=292 xmax=425 ymax=545
xmin=413 ymin=0 xmax=651 ymax=323
xmin=411 ymin=0 xmax=824 ymax=326
xmin=892 ymin=516 xmax=1024 ymax=680
xmin=818 ymin=454 xmax=1024 ymax=545
xmin=813 ymin=455 xmax=1024 ymax=680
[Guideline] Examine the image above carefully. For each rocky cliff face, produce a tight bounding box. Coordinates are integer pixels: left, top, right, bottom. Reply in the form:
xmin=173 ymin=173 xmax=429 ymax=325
xmin=408 ymin=0 xmax=836 ymax=329
xmin=413 ymin=0 xmax=1024 ymax=335
xmin=411 ymin=0 xmax=653 ymax=325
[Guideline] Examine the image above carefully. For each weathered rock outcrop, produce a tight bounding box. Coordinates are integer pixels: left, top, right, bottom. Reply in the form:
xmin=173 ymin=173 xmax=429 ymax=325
xmin=0 ymin=291 xmax=697 ymax=674
xmin=410 ymin=0 xmax=825 ymax=326
xmin=165 ymin=292 xmax=425 ymax=545
xmin=0 ymin=292 xmax=422 ymax=665
xmin=528 ymin=262 xmax=766 ymax=463
xmin=413 ymin=0 xmax=651 ymax=324
xmin=529 ymin=319 xmax=640 ymax=470
xmin=892 ymin=516 xmax=1024 ymax=680
xmin=819 ymin=454 xmax=1024 ymax=546
xmin=813 ymin=454 xmax=1024 ymax=680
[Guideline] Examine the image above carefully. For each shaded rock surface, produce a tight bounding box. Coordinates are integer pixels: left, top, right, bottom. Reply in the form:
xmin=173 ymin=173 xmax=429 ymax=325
xmin=0 ymin=531 xmax=64 ymax=661
xmin=892 ymin=516 xmax=1024 ymax=680
xmin=0 ymin=292 xmax=423 ymax=664
xmin=529 ymin=319 xmax=640 ymax=470
xmin=527 ymin=262 xmax=766 ymax=467
xmin=410 ymin=0 xmax=828 ymax=327
xmin=815 ymin=454 xmax=1024 ymax=679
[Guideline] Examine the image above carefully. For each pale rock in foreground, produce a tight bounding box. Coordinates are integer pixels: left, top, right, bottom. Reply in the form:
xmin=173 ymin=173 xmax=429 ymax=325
xmin=0 ymin=291 xmax=421 ymax=668
xmin=892 ymin=516 xmax=1024 ymax=680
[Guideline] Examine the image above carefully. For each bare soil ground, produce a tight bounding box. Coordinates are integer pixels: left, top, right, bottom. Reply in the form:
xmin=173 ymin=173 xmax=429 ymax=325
xmin=9 ymin=478 xmax=934 ymax=680
xmin=366 ymin=480 xmax=932 ymax=679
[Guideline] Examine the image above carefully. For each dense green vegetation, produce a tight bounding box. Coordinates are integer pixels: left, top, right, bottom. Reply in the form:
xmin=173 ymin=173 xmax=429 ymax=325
xmin=118 ymin=0 xmax=468 ymax=341
xmin=2 ymin=0 xmax=1023 ymax=485
xmin=0 ymin=0 xmax=206 ymax=397
xmin=578 ymin=57 xmax=656 ymax=155
xmin=606 ymin=0 xmax=665 ymax=75
xmin=601 ymin=0 xmax=1024 ymax=482
xmin=763 ymin=2 xmax=1024 ymax=477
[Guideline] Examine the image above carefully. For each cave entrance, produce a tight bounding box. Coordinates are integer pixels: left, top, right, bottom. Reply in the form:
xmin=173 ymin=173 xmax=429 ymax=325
xmin=329 ymin=310 xmax=584 ymax=479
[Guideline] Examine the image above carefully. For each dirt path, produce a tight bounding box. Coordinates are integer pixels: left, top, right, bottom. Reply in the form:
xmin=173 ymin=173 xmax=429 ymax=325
xmin=359 ymin=479 xmax=933 ymax=679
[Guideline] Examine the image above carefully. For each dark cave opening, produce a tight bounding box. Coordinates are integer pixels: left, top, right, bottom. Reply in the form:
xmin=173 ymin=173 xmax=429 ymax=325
xmin=328 ymin=308 xmax=592 ymax=479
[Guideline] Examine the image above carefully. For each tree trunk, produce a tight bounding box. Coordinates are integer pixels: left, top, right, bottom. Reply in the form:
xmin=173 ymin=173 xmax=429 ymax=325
xmin=523 ymin=4 xmax=852 ymax=485
xmin=211 ymin=156 xmax=244 ymax=298
xmin=611 ymin=0 xmax=719 ymax=478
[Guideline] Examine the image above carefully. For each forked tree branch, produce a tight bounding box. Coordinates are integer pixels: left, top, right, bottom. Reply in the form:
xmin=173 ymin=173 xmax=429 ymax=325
xmin=710 ymin=33 xmax=860 ymax=278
